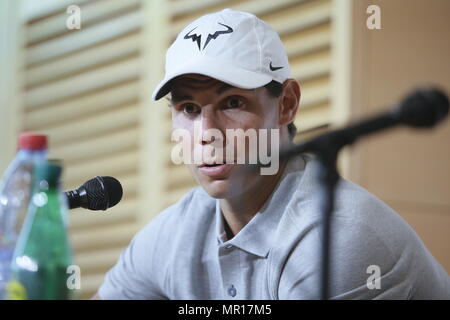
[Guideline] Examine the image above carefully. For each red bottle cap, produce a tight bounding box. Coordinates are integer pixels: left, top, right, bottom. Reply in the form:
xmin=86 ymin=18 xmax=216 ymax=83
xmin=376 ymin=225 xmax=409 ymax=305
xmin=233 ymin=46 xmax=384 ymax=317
xmin=18 ymin=132 xmax=48 ymax=151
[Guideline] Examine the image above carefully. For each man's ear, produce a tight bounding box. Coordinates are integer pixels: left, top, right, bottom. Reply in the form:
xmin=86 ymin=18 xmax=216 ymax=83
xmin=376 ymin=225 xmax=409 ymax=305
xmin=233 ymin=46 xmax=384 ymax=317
xmin=278 ymin=79 xmax=301 ymax=126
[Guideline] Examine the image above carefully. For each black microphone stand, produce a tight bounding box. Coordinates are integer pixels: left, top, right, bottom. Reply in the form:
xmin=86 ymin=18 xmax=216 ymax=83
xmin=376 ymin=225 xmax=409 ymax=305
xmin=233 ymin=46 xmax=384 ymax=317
xmin=283 ymin=131 xmax=358 ymax=300
xmin=315 ymin=144 xmax=340 ymax=300
xmin=304 ymin=132 xmax=355 ymax=300
xmin=312 ymin=132 xmax=354 ymax=300
xmin=277 ymin=87 xmax=448 ymax=300
xmin=282 ymin=110 xmax=419 ymax=299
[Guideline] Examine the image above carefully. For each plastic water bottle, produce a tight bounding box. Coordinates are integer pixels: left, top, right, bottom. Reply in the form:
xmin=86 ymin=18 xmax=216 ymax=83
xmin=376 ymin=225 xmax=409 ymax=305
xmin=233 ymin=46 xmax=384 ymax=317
xmin=0 ymin=133 xmax=47 ymax=299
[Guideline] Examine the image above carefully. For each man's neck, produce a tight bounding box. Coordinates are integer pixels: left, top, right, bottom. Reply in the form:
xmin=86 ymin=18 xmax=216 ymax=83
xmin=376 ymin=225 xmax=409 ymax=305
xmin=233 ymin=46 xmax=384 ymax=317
xmin=219 ymin=158 xmax=288 ymax=239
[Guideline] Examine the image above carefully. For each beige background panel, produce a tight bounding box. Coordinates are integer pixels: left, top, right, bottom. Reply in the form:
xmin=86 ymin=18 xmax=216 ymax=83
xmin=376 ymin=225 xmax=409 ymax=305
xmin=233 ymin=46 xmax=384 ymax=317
xmin=349 ymin=0 xmax=450 ymax=271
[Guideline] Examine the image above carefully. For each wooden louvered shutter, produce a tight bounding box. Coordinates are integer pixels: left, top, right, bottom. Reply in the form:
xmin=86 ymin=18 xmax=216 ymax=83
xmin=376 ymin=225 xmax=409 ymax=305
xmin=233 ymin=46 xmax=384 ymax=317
xmin=18 ymin=0 xmax=164 ymax=299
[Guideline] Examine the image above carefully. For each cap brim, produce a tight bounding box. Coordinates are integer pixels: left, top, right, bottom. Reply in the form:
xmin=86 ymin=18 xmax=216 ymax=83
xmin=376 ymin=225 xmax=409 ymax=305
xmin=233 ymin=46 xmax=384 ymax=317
xmin=151 ymin=56 xmax=273 ymax=101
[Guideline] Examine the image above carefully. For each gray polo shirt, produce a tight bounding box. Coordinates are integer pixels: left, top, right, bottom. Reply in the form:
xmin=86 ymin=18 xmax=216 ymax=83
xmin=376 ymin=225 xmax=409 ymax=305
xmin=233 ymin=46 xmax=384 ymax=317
xmin=98 ymin=155 xmax=450 ymax=299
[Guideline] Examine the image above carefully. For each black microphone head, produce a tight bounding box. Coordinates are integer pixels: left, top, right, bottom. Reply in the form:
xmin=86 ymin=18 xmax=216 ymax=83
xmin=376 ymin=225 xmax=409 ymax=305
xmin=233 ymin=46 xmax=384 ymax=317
xmin=398 ymin=87 xmax=449 ymax=128
xmin=80 ymin=176 xmax=123 ymax=211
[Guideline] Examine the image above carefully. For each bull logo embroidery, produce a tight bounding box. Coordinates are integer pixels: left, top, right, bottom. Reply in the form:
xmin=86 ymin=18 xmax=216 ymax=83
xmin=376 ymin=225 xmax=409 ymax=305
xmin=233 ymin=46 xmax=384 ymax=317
xmin=184 ymin=23 xmax=233 ymax=51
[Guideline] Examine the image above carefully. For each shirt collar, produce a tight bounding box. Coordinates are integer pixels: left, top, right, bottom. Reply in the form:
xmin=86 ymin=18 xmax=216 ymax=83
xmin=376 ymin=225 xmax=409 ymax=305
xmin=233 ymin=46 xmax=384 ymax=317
xmin=215 ymin=155 xmax=306 ymax=258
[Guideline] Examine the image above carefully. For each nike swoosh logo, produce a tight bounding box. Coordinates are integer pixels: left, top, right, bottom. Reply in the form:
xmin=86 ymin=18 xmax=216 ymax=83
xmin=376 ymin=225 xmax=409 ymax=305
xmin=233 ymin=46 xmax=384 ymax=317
xmin=269 ymin=61 xmax=283 ymax=71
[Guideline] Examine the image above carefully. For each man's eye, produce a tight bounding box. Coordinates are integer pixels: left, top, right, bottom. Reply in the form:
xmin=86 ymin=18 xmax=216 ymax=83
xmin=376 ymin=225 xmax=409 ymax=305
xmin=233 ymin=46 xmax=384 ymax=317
xmin=225 ymin=97 xmax=243 ymax=109
xmin=182 ymin=104 xmax=200 ymax=115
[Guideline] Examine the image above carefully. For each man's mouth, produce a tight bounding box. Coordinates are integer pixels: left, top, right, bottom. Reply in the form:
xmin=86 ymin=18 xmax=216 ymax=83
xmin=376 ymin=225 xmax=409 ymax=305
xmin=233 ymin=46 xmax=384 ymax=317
xmin=197 ymin=162 xmax=234 ymax=177
xmin=198 ymin=160 xmax=235 ymax=167
xmin=200 ymin=163 xmax=222 ymax=167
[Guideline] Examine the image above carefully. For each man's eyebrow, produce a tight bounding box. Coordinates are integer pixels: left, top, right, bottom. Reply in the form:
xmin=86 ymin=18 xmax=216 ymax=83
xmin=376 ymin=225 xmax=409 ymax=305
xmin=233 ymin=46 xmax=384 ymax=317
xmin=168 ymin=83 xmax=236 ymax=105
xmin=168 ymin=93 xmax=193 ymax=105
xmin=216 ymin=83 xmax=234 ymax=95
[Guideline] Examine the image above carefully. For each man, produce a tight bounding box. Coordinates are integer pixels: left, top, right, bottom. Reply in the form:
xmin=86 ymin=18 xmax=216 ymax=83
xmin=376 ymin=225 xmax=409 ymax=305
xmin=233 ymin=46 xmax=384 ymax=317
xmin=95 ymin=9 xmax=449 ymax=299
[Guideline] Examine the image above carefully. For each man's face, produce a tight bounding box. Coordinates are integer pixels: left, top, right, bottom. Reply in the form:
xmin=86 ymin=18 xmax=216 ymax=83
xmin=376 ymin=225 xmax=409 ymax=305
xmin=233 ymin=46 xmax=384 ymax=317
xmin=169 ymin=74 xmax=282 ymax=199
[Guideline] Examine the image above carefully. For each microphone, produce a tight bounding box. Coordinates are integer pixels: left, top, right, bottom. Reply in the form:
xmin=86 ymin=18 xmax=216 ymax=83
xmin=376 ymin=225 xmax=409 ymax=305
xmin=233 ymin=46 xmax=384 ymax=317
xmin=283 ymin=87 xmax=449 ymax=158
xmin=65 ymin=176 xmax=123 ymax=211
xmin=395 ymin=87 xmax=449 ymax=127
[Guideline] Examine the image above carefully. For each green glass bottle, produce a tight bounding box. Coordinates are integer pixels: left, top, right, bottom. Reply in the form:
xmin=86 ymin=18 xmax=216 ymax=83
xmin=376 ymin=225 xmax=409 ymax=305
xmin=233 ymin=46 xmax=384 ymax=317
xmin=7 ymin=161 xmax=75 ymax=300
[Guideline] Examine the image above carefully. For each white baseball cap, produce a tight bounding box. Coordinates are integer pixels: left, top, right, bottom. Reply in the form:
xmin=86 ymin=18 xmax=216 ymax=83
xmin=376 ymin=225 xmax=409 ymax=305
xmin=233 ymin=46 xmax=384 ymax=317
xmin=152 ymin=8 xmax=291 ymax=101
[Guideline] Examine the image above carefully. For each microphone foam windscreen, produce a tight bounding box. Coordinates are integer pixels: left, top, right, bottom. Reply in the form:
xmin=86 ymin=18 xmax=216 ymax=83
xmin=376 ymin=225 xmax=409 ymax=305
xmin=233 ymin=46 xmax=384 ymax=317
xmin=82 ymin=176 xmax=123 ymax=210
xmin=399 ymin=87 xmax=449 ymax=128
xmin=101 ymin=176 xmax=123 ymax=208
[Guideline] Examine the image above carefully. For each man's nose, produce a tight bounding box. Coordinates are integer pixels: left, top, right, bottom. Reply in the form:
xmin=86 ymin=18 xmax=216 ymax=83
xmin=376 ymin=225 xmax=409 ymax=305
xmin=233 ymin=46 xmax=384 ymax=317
xmin=199 ymin=107 xmax=222 ymax=146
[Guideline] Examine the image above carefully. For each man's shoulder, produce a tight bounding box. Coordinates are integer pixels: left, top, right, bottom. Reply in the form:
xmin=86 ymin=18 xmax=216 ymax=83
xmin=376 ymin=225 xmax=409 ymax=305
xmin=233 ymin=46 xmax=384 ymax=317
xmin=163 ymin=186 xmax=214 ymax=216
xmin=275 ymin=175 xmax=450 ymax=299
xmin=275 ymin=159 xmax=424 ymax=270
xmin=331 ymin=178 xmax=421 ymax=253
xmin=275 ymin=170 xmax=418 ymax=298
xmin=284 ymin=158 xmax=413 ymax=242
xmin=141 ymin=186 xmax=215 ymax=234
